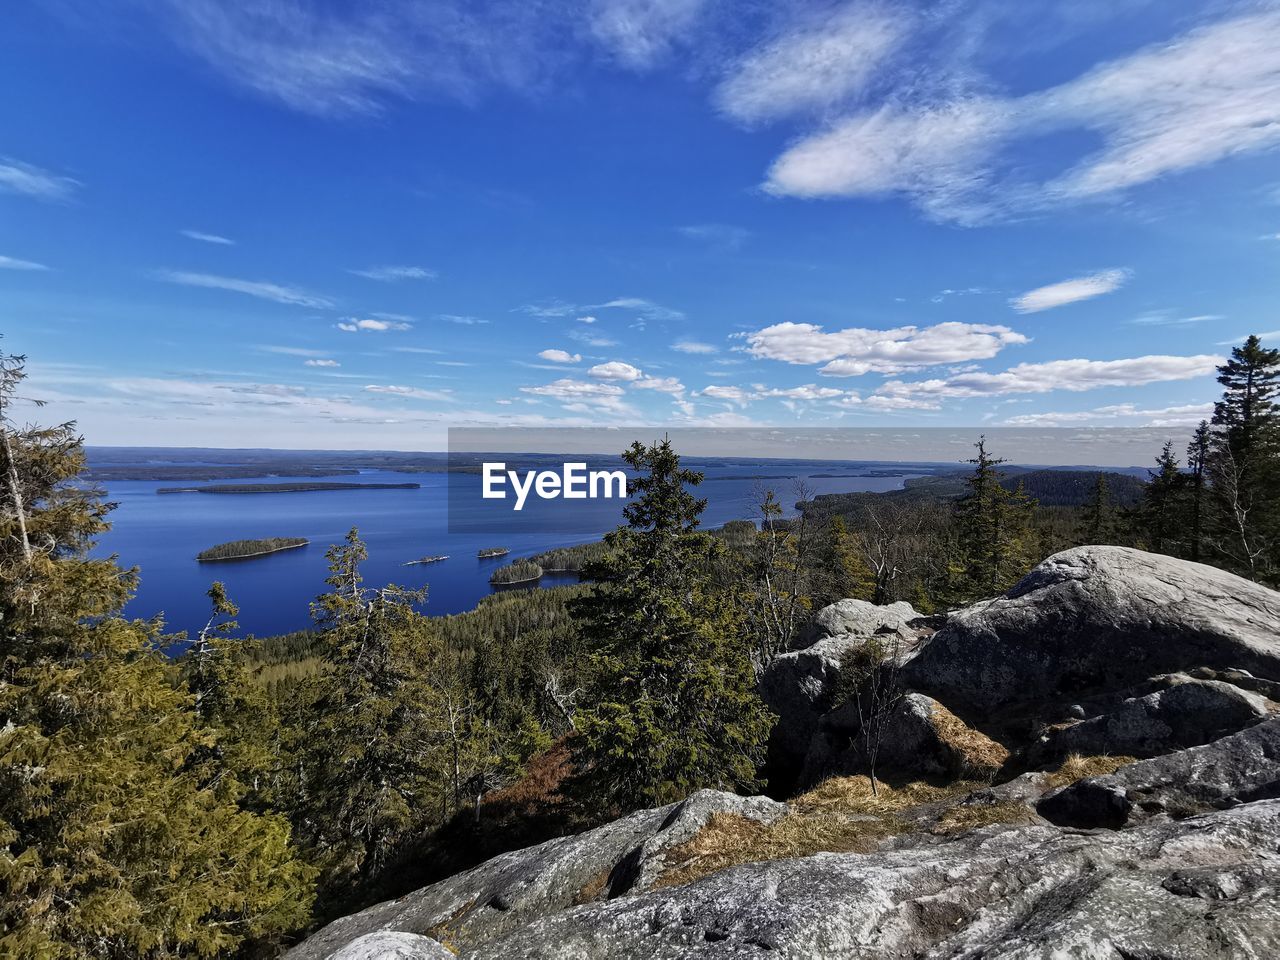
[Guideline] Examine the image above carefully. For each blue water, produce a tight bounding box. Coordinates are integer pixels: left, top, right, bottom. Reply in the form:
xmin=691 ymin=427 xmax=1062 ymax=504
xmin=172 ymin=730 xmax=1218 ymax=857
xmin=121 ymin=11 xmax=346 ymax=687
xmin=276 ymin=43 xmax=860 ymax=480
xmin=92 ymin=464 xmax=918 ymax=642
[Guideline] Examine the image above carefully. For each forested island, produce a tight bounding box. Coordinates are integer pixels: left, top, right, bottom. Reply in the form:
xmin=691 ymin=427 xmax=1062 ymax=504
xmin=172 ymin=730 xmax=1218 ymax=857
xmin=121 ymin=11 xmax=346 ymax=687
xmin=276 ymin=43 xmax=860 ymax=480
xmin=158 ymin=481 xmax=420 ymax=494
xmin=489 ymin=559 xmax=544 ymax=585
xmin=196 ymin=537 xmax=310 ymax=561
xmin=477 ymin=546 xmax=511 ymax=558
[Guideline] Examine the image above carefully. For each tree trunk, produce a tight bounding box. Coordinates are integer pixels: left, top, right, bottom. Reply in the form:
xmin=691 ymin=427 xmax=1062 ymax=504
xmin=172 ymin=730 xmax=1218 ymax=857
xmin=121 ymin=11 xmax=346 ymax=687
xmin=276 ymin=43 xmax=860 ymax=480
xmin=1 ymin=427 xmax=31 ymax=561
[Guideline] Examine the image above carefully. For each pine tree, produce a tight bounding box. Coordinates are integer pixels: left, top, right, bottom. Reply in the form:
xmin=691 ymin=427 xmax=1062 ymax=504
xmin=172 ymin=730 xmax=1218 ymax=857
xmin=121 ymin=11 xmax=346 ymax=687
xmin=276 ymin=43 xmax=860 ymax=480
xmin=571 ymin=439 xmax=774 ymax=811
xmin=294 ymin=529 xmax=449 ymax=902
xmin=1137 ymin=441 xmax=1188 ymax=556
xmin=1186 ymin=420 xmax=1212 ymax=562
xmin=1207 ymin=336 xmax=1280 ymax=581
xmin=950 ymin=438 xmax=1037 ymax=601
xmin=0 ymin=351 xmax=314 ymax=958
xmin=813 ymin=515 xmax=875 ymax=607
xmin=1076 ymin=473 xmax=1117 ymax=545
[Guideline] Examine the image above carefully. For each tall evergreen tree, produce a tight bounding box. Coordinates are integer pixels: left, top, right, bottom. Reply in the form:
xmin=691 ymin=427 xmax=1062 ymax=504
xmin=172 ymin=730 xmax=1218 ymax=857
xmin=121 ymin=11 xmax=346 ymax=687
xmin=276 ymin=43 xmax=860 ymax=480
xmin=949 ymin=438 xmax=1037 ymax=601
xmin=294 ymin=529 xmax=448 ymax=902
xmin=1138 ymin=441 xmax=1189 ymax=557
xmin=1207 ymin=336 xmax=1280 ymax=581
xmin=571 ymin=439 xmax=774 ymax=811
xmin=1075 ymin=473 xmax=1118 ymax=546
xmin=0 ymin=351 xmax=313 ymax=959
xmin=1186 ymin=420 xmax=1212 ymax=562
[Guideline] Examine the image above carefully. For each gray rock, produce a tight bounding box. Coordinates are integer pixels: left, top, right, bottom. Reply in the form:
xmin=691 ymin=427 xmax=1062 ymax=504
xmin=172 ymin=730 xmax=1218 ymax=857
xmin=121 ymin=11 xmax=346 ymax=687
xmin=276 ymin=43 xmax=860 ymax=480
xmin=462 ymin=801 xmax=1280 ymax=959
xmin=905 ymin=546 xmax=1280 ymax=713
xmin=796 ymin=598 xmax=921 ymax=649
xmin=1035 ymin=675 xmax=1271 ymax=761
xmin=285 ymin=790 xmax=786 ymax=960
xmin=327 ymin=932 xmax=453 ymax=960
xmin=1039 ymin=716 xmax=1280 ymax=829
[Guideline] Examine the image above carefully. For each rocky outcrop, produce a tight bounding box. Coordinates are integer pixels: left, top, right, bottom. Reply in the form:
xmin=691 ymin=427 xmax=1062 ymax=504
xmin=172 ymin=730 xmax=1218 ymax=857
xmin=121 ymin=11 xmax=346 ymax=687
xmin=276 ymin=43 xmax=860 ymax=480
xmin=301 ymin=798 xmax=1280 ymax=959
xmin=904 ymin=546 xmax=1280 ymax=713
xmin=328 ymin=933 xmax=454 ymax=959
xmin=286 ymin=790 xmax=785 ymax=960
xmin=1039 ymin=715 xmax=1280 ymax=829
xmin=761 ymin=599 xmax=926 ymax=779
xmin=803 ymin=692 xmax=1009 ymax=785
xmin=1033 ymin=674 xmax=1272 ymax=761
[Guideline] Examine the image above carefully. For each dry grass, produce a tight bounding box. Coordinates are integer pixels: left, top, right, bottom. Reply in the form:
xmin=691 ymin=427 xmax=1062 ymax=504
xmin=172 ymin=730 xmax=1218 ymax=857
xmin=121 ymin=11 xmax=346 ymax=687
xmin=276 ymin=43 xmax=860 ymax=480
xmin=932 ymin=800 xmax=1037 ymax=834
xmin=1044 ymin=753 xmax=1136 ymax=790
xmin=792 ymin=774 xmax=974 ymax=815
xmin=928 ymin=702 xmax=1010 ymax=776
xmin=574 ymin=867 xmax=611 ymax=905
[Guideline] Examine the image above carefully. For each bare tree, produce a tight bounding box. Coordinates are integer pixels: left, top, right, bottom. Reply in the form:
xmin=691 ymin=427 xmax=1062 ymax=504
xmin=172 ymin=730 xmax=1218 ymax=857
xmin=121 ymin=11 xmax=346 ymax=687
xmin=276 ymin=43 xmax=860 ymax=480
xmin=749 ymin=479 xmax=817 ymax=674
xmin=845 ymin=630 xmax=908 ymax=797
xmin=852 ymin=501 xmax=934 ymax=605
xmin=0 ymin=351 xmax=41 ymax=562
xmin=1209 ymin=446 xmax=1271 ymax=581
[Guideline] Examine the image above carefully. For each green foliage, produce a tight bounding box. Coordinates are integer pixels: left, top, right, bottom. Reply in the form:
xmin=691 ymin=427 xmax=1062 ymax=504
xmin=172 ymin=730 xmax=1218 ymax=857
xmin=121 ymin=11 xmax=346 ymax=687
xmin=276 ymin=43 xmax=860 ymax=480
xmin=0 ymin=350 xmax=313 ymax=959
xmin=196 ymin=537 xmax=308 ymax=561
xmin=571 ymin=439 xmax=775 ymax=810
xmin=948 ymin=438 xmax=1038 ymax=602
xmin=528 ymin=540 xmax=609 ymax=572
xmin=489 ymin=559 xmax=544 ymax=584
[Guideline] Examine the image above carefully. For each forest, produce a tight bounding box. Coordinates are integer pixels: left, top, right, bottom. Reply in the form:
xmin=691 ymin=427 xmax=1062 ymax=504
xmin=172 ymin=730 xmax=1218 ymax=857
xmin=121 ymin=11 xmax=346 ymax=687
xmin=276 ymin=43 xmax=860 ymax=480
xmin=1 ymin=335 xmax=1278 ymax=957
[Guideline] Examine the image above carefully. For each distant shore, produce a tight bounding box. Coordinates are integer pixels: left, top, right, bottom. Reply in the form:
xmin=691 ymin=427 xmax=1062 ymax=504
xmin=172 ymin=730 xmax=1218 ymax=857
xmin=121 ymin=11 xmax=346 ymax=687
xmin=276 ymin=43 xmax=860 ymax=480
xmin=160 ymin=481 xmax=420 ymax=495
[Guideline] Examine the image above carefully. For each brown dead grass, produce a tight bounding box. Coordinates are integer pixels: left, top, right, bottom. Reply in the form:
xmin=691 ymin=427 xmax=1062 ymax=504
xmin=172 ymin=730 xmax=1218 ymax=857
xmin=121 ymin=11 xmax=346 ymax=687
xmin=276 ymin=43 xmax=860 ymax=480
xmin=792 ymin=774 xmax=975 ymax=815
xmin=929 ymin=702 xmax=1010 ymax=776
xmin=932 ymin=800 xmax=1037 ymax=834
xmin=1044 ymin=752 xmax=1136 ymax=790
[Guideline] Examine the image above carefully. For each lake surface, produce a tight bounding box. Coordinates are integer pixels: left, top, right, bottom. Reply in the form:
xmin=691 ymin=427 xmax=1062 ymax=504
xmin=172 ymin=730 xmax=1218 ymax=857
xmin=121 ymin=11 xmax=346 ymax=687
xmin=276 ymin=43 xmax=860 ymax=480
xmin=91 ymin=461 xmax=921 ymax=642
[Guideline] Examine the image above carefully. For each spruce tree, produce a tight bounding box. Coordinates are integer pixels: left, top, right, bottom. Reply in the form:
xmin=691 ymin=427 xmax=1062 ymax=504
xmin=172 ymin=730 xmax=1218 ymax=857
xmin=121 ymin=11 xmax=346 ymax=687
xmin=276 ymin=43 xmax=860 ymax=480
xmin=571 ymin=439 xmax=774 ymax=811
xmin=950 ymin=438 xmax=1037 ymax=601
xmin=1076 ymin=473 xmax=1117 ymax=545
xmin=1138 ymin=441 xmax=1188 ymax=556
xmin=0 ymin=351 xmax=314 ymax=958
xmin=1186 ymin=421 xmax=1212 ymax=562
xmin=1207 ymin=336 xmax=1280 ymax=581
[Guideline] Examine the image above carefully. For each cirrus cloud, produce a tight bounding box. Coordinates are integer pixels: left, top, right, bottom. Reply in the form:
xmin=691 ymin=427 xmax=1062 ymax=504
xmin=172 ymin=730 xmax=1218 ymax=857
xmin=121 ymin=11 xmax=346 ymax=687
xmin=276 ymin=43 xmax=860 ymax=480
xmin=1011 ymin=269 xmax=1130 ymax=314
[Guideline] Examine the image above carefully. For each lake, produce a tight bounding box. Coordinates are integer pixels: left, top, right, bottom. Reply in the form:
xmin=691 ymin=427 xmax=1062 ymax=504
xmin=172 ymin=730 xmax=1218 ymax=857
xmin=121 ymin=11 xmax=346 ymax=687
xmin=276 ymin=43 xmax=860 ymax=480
xmin=91 ymin=460 xmax=922 ymax=642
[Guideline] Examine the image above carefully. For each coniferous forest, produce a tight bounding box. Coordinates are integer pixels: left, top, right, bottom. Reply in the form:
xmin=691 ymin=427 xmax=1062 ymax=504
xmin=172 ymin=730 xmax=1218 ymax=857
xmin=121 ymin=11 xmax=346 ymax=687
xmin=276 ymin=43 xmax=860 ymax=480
xmin=2 ymin=335 xmax=1280 ymax=957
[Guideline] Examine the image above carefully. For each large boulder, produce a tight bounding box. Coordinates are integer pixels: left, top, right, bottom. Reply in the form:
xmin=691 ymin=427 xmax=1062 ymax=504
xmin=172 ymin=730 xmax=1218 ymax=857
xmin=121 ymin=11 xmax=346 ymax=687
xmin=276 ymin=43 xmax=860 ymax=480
xmin=1038 ymin=716 xmax=1280 ymax=829
xmin=1034 ymin=674 xmax=1273 ymax=761
xmin=905 ymin=546 xmax=1280 ymax=713
xmin=457 ymin=801 xmax=1280 ymax=958
xmin=796 ymin=599 xmax=922 ymax=649
xmin=285 ymin=790 xmax=785 ymax=960
xmin=328 ymin=933 xmax=453 ymax=960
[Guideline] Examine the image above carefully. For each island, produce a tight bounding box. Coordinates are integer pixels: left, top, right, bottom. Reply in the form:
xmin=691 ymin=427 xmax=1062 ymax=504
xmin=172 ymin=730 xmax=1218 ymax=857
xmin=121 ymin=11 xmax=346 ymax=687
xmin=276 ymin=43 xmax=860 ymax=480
xmin=477 ymin=547 xmax=511 ymax=559
xmin=489 ymin=559 xmax=543 ymax=586
xmin=404 ymin=555 xmax=448 ymax=566
xmin=158 ymin=481 xmax=420 ymax=495
xmin=196 ymin=537 xmax=309 ymax=562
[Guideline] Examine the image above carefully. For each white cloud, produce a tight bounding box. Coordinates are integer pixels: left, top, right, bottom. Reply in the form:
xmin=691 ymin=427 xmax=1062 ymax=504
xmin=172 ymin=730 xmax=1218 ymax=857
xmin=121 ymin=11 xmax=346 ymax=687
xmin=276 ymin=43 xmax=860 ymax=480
xmin=1004 ymin=402 xmax=1213 ymax=426
xmin=258 ymin=345 xmax=330 ymax=358
xmin=156 ymin=270 xmax=333 ymax=308
xmin=575 ymin=315 xmax=597 ymax=324
xmin=716 ymin=3 xmax=907 ymax=124
xmin=569 ymin=328 xmax=619 ymax=347
xmin=364 ymin=384 xmax=454 ymax=401
xmin=1217 ymin=330 xmax=1280 ymax=345
xmin=1011 ymin=268 xmax=1130 ymax=313
xmin=763 ymin=9 xmax=1280 ymax=222
xmin=695 ymin=385 xmax=750 ymax=406
xmin=1129 ymin=312 xmax=1223 ymax=327
xmin=390 ymin=346 xmax=443 ymax=354
xmin=440 ymin=314 xmax=487 ymax=325
xmin=181 ymin=229 xmax=234 ymax=245
xmin=633 ymin=375 xmax=685 ymax=395
xmin=587 ymin=0 xmax=708 ymax=68
xmin=337 ymin=317 xmax=413 ymax=332
xmin=0 ymin=255 xmax=49 ymax=271
xmin=875 ymin=354 xmax=1222 ymax=402
xmin=594 ymin=297 xmax=685 ymax=321
xmin=755 ymin=384 xmax=845 ymax=401
xmin=672 ymin=340 xmax=718 ymax=354
xmin=305 ymin=359 xmax=341 ymax=367
xmin=350 ymin=265 xmax=437 ymax=281
xmin=0 ymin=157 xmax=79 ymax=201
xmin=521 ymin=378 xmax=625 ymax=400
xmin=589 ymin=360 xmax=644 ymax=381
xmin=538 ymin=349 xmax=582 ymax=363
xmin=745 ymin=320 xmax=1028 ymax=374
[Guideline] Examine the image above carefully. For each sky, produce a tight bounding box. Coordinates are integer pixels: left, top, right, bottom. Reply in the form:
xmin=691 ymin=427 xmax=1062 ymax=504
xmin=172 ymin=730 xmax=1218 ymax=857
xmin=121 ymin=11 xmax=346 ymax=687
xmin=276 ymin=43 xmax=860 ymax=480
xmin=3 ymin=0 xmax=1279 ymax=450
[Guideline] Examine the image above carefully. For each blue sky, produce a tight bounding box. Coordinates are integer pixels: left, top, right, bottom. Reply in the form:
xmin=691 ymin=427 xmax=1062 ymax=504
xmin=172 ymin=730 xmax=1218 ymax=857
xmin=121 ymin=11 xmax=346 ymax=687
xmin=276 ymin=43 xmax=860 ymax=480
xmin=3 ymin=0 xmax=1279 ymax=449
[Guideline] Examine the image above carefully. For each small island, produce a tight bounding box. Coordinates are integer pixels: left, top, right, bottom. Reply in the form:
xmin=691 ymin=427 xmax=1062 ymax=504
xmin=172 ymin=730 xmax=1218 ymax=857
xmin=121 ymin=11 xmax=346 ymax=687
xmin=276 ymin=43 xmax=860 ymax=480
xmin=197 ymin=537 xmax=309 ymax=562
xmin=404 ymin=555 xmax=448 ymax=566
xmin=489 ymin=559 xmax=543 ymax=586
xmin=159 ymin=481 xmax=420 ymax=495
xmin=477 ymin=547 xmax=511 ymax=559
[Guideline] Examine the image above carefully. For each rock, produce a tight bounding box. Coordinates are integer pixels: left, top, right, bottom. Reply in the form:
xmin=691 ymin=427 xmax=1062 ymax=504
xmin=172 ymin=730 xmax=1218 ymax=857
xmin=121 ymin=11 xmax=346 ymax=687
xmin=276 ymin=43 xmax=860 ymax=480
xmin=905 ymin=546 xmax=1280 ymax=713
xmin=1034 ymin=675 xmax=1271 ymax=761
xmin=796 ymin=598 xmax=922 ymax=649
xmin=803 ymin=692 xmax=1009 ymax=785
xmin=459 ymin=801 xmax=1280 ymax=959
xmin=328 ymin=932 xmax=453 ymax=960
xmin=284 ymin=790 xmax=786 ymax=960
xmin=1039 ymin=716 xmax=1280 ymax=829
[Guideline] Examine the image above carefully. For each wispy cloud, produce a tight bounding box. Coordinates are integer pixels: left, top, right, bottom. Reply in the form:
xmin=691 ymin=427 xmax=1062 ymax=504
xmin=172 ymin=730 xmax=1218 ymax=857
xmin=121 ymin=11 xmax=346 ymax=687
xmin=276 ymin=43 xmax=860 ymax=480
xmin=1011 ymin=269 xmax=1130 ymax=313
xmin=181 ymin=229 xmax=234 ymax=245
xmin=258 ymin=345 xmax=330 ymax=358
xmin=1129 ymin=312 xmax=1223 ymax=326
xmin=0 ymin=255 xmax=49 ymax=271
xmin=0 ymin=157 xmax=79 ymax=201
xmin=305 ymin=358 xmax=341 ymax=367
xmin=350 ymin=265 xmax=437 ymax=282
xmin=439 ymin=314 xmax=488 ymax=325
xmin=763 ymin=9 xmax=1280 ymax=222
xmin=593 ymin=296 xmax=685 ymax=321
xmin=677 ymin=224 xmax=750 ymax=251
xmin=364 ymin=384 xmax=454 ymax=402
xmin=1217 ymin=330 xmax=1280 ymax=345
xmin=716 ymin=3 xmax=908 ymax=124
xmin=156 ymin=270 xmax=334 ymax=308
xmin=587 ymin=0 xmax=709 ymax=68
xmin=337 ymin=317 xmax=412 ymax=332
xmin=1005 ymin=402 xmax=1213 ymax=426
xmin=390 ymin=345 xmax=442 ymax=354
xmin=672 ymin=340 xmax=718 ymax=354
